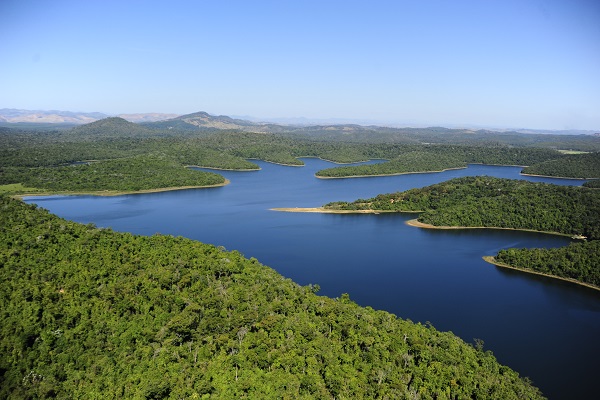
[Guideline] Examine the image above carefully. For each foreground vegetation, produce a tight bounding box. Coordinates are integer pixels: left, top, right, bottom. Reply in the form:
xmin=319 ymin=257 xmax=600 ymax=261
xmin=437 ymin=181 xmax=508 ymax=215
xmin=0 ymin=196 xmax=544 ymax=398
xmin=325 ymin=177 xmax=600 ymax=288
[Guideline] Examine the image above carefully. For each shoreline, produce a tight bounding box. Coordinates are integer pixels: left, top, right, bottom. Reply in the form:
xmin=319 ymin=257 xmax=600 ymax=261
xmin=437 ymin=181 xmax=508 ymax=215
xmin=468 ymin=162 xmax=528 ymax=168
xmin=482 ymin=256 xmax=599 ymax=292
xmin=270 ymin=207 xmax=396 ymax=214
xmin=314 ymin=166 xmax=467 ymax=179
xmin=520 ymin=172 xmax=591 ymax=180
xmin=405 ymin=219 xmax=574 ymax=237
xmin=247 ymin=158 xmax=304 ymax=167
xmin=187 ymin=164 xmax=260 ymax=171
xmin=14 ymin=179 xmax=231 ymax=199
xmin=298 ymin=156 xmax=380 ymax=165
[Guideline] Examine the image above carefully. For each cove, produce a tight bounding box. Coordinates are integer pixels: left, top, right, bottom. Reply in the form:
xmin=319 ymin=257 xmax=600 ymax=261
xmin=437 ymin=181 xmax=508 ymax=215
xmin=25 ymin=159 xmax=600 ymax=399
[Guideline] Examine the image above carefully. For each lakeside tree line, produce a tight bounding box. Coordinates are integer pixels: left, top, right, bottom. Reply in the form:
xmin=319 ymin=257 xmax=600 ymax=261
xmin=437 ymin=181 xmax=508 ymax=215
xmin=0 ymin=196 xmax=545 ymax=399
xmin=495 ymin=241 xmax=600 ymax=288
xmin=316 ymin=151 xmax=467 ymax=177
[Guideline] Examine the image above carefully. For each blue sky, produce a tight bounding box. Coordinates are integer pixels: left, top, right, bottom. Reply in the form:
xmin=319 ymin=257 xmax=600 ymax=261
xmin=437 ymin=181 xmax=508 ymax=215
xmin=1 ymin=0 xmax=599 ymax=130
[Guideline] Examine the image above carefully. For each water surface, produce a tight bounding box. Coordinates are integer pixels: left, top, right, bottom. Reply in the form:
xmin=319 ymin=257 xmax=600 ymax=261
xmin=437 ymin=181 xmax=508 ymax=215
xmin=26 ymin=160 xmax=599 ymax=399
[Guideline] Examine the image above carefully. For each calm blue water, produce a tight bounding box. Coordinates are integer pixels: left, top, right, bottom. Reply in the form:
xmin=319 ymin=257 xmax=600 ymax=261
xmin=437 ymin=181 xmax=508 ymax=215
xmin=25 ymin=160 xmax=599 ymax=399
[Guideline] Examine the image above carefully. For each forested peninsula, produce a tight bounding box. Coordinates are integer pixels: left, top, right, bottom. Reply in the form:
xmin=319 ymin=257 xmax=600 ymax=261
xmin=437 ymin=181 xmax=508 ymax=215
xmin=485 ymin=239 xmax=600 ymax=290
xmin=0 ymin=196 xmax=545 ymax=398
xmin=2 ymin=155 xmax=226 ymax=195
xmin=324 ymin=176 xmax=600 ymax=289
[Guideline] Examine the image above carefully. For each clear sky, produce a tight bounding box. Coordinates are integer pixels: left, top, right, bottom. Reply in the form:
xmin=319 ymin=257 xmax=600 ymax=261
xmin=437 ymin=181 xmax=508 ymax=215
xmin=1 ymin=0 xmax=599 ymax=130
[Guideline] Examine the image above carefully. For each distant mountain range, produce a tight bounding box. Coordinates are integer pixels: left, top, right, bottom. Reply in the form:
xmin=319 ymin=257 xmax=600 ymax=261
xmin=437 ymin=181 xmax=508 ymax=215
xmin=145 ymin=111 xmax=287 ymax=133
xmin=0 ymin=108 xmax=178 ymax=124
xmin=0 ymin=108 xmax=108 ymax=124
xmin=0 ymin=108 xmax=597 ymax=135
xmin=115 ymin=113 xmax=180 ymax=123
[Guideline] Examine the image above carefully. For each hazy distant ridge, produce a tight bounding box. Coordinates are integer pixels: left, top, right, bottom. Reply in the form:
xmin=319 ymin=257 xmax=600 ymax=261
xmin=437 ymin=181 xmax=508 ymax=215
xmin=0 ymin=108 xmax=108 ymax=124
xmin=0 ymin=108 xmax=178 ymax=124
xmin=1 ymin=108 xmax=597 ymax=135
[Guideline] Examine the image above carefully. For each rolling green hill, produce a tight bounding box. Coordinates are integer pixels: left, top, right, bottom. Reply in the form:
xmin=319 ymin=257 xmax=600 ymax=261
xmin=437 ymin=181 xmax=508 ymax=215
xmin=0 ymin=196 xmax=545 ymax=398
xmin=1 ymin=155 xmax=226 ymax=194
xmin=522 ymin=152 xmax=600 ymax=179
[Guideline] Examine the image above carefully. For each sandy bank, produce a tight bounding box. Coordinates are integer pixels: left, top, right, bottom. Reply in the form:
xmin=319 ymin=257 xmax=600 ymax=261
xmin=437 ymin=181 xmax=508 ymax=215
xmin=188 ymin=164 xmax=260 ymax=171
xmin=271 ymin=207 xmax=393 ymax=214
xmin=405 ymin=219 xmax=574 ymax=237
xmin=520 ymin=172 xmax=589 ymax=180
xmin=15 ymin=179 xmax=230 ymax=198
xmin=315 ymin=166 xmax=467 ymax=179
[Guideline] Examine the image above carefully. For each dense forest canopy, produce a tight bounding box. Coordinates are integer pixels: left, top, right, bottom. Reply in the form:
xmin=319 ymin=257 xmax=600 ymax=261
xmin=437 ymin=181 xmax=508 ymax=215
xmin=521 ymin=152 xmax=600 ymax=179
xmin=583 ymin=179 xmax=600 ymax=188
xmin=0 ymin=196 xmax=545 ymax=398
xmin=1 ymin=155 xmax=225 ymax=194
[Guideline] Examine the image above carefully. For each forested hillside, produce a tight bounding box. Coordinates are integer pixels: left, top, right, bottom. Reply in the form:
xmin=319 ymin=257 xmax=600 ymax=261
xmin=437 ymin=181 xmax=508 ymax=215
xmin=522 ymin=152 xmax=600 ymax=179
xmin=1 ymin=155 xmax=225 ymax=194
xmin=0 ymin=197 xmax=545 ymax=398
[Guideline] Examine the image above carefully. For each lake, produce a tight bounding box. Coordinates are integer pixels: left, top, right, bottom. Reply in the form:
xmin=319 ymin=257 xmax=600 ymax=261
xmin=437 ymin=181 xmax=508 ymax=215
xmin=25 ymin=159 xmax=600 ymax=399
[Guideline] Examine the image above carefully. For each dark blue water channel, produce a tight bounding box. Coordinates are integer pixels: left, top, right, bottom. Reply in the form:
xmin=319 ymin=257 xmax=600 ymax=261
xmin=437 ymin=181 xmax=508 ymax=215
xmin=25 ymin=159 xmax=600 ymax=399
